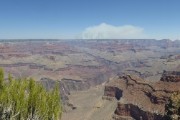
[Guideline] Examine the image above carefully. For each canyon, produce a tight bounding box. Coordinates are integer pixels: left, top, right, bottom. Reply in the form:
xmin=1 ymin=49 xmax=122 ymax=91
xmin=0 ymin=39 xmax=180 ymax=120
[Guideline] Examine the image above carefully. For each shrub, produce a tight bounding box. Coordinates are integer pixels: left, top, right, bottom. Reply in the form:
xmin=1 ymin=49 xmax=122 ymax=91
xmin=0 ymin=68 xmax=62 ymax=120
xmin=165 ymin=92 xmax=180 ymax=120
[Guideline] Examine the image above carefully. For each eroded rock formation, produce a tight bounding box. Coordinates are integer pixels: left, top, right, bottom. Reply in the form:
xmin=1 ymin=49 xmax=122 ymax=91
xmin=113 ymin=103 xmax=164 ymax=120
xmin=160 ymin=71 xmax=180 ymax=82
xmin=103 ymin=71 xmax=180 ymax=120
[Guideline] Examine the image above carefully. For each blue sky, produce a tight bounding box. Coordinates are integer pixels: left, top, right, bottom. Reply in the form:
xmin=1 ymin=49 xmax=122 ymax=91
xmin=0 ymin=0 xmax=180 ymax=39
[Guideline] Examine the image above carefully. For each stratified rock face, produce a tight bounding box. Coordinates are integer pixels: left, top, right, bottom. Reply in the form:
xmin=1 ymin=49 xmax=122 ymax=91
xmin=160 ymin=71 xmax=180 ymax=82
xmin=104 ymin=86 xmax=123 ymax=100
xmin=114 ymin=103 xmax=164 ymax=120
xmin=103 ymin=71 xmax=180 ymax=120
xmin=61 ymin=78 xmax=90 ymax=91
xmin=114 ymin=103 xmax=131 ymax=116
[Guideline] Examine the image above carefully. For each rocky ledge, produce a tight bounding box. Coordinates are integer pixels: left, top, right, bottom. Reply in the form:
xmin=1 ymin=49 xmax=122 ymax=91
xmin=160 ymin=71 xmax=180 ymax=82
xmin=113 ymin=103 xmax=164 ymax=120
xmin=103 ymin=71 xmax=180 ymax=120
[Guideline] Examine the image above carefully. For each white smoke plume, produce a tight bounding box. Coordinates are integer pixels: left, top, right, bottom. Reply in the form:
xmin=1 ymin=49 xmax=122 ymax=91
xmin=80 ymin=23 xmax=147 ymax=39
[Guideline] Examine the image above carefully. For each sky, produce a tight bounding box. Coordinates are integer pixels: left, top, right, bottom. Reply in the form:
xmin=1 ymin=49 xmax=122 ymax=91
xmin=0 ymin=0 xmax=180 ymax=39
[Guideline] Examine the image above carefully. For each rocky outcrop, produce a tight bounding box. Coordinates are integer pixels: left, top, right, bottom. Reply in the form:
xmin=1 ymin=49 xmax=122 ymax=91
xmin=103 ymin=71 xmax=180 ymax=120
xmin=61 ymin=78 xmax=90 ymax=91
xmin=103 ymin=86 xmax=122 ymax=100
xmin=113 ymin=103 xmax=164 ymax=120
xmin=125 ymin=70 xmax=153 ymax=79
xmin=61 ymin=73 xmax=109 ymax=91
xmin=160 ymin=71 xmax=180 ymax=82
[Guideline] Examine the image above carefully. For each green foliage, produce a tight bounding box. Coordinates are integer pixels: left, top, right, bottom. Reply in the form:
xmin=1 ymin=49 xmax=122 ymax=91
xmin=0 ymin=68 xmax=4 ymax=89
xmin=0 ymin=68 xmax=62 ymax=120
xmin=8 ymin=73 xmax=13 ymax=83
xmin=165 ymin=92 xmax=180 ymax=120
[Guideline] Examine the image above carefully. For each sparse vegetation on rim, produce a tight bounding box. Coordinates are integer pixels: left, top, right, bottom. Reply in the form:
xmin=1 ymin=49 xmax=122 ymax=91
xmin=0 ymin=68 xmax=62 ymax=120
xmin=165 ymin=92 xmax=180 ymax=120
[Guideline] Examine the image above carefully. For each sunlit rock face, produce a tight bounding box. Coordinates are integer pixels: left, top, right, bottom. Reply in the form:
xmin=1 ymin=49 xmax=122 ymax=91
xmin=103 ymin=72 xmax=180 ymax=120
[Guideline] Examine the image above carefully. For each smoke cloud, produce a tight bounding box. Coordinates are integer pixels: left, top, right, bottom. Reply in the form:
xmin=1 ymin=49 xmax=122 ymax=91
xmin=80 ymin=23 xmax=147 ymax=39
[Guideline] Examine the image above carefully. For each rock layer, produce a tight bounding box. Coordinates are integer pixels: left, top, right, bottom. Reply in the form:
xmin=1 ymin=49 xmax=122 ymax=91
xmin=103 ymin=71 xmax=180 ymax=119
xmin=113 ymin=103 xmax=164 ymax=120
